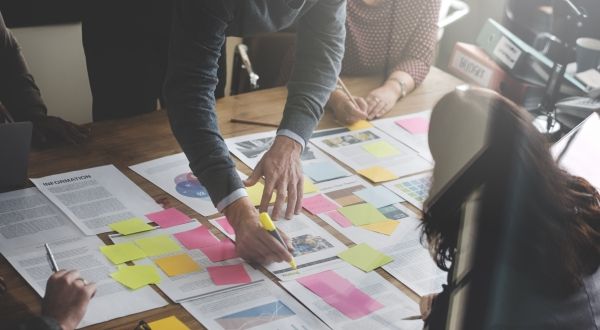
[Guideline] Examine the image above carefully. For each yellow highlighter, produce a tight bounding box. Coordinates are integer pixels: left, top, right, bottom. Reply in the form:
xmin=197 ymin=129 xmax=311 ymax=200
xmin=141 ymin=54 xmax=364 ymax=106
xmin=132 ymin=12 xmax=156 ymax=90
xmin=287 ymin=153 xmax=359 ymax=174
xmin=258 ymin=212 xmax=297 ymax=270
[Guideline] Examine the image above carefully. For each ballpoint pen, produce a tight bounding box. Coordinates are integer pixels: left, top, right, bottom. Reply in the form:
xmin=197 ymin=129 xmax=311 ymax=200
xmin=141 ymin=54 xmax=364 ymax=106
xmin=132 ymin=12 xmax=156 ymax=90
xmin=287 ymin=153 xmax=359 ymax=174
xmin=45 ymin=243 xmax=59 ymax=272
xmin=258 ymin=212 xmax=297 ymax=270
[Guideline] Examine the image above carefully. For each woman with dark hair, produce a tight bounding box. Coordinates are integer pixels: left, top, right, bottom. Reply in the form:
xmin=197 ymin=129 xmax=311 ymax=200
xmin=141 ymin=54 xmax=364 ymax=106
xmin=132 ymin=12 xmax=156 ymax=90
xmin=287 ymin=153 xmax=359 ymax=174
xmin=420 ymin=88 xmax=600 ymax=328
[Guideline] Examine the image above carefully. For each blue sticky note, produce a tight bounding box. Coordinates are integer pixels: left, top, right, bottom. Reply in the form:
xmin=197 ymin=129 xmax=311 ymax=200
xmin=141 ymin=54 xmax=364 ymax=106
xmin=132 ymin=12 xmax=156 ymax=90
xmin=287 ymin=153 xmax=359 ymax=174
xmin=304 ymin=161 xmax=348 ymax=183
xmin=353 ymin=186 xmax=403 ymax=208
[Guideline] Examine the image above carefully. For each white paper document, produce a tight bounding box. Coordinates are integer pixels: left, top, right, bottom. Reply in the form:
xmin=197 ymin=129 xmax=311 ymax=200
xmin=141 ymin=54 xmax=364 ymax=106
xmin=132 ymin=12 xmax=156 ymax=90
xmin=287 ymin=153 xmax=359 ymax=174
xmin=311 ymin=128 xmax=432 ymax=178
xmin=130 ymin=153 xmax=220 ymax=216
xmin=4 ymin=236 xmax=167 ymax=328
xmin=0 ymin=187 xmax=84 ymax=254
xmin=182 ymin=279 xmax=328 ymax=330
xmin=372 ymin=110 xmax=433 ymax=162
xmin=30 ymin=165 xmax=161 ymax=235
xmin=280 ymin=265 xmax=423 ymax=330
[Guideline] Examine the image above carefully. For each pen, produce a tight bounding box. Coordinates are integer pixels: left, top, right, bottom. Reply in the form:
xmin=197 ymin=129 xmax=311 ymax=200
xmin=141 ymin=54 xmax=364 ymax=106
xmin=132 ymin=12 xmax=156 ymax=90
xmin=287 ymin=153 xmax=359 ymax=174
xmin=230 ymin=118 xmax=279 ymax=128
xmin=336 ymin=77 xmax=361 ymax=110
xmin=258 ymin=212 xmax=297 ymax=270
xmin=44 ymin=243 xmax=59 ymax=272
xmin=402 ymin=315 xmax=422 ymax=320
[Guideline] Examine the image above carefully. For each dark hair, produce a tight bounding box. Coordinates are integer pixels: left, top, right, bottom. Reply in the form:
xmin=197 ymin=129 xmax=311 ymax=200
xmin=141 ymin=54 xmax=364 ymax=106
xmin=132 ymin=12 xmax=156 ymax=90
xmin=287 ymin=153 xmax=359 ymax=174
xmin=421 ymin=88 xmax=600 ymax=294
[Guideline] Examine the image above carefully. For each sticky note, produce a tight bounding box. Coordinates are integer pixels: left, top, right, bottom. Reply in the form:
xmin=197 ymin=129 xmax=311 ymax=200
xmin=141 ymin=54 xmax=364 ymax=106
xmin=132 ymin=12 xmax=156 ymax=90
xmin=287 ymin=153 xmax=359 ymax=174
xmin=395 ymin=117 xmax=429 ymax=134
xmin=362 ymin=141 xmax=401 ymax=158
xmin=109 ymin=218 xmax=154 ymax=236
xmin=207 ymin=264 xmax=252 ymax=285
xmin=134 ymin=235 xmax=181 ymax=257
xmin=303 ymin=177 xmax=319 ymax=194
xmin=173 ymin=226 xmax=220 ymax=250
xmin=145 ymin=208 xmax=191 ymax=228
xmin=246 ymin=182 xmax=275 ymax=206
xmin=100 ymin=242 xmax=146 ymax=265
xmin=110 ymin=265 xmax=161 ymax=290
xmin=199 ymin=239 xmax=238 ymax=262
xmin=215 ymin=217 xmax=235 ymax=235
xmin=338 ymin=203 xmax=388 ymax=226
xmin=154 ymin=253 xmax=202 ymax=277
xmin=338 ymin=243 xmax=393 ymax=272
xmin=297 ymin=270 xmax=383 ymax=319
xmin=304 ymin=162 xmax=348 ymax=183
xmin=361 ymin=220 xmax=400 ymax=235
xmin=353 ymin=186 xmax=403 ymax=208
xmin=302 ymin=194 xmax=339 ymax=215
xmin=148 ymin=316 xmax=190 ymax=330
xmin=357 ymin=166 xmax=398 ymax=183
xmin=348 ymin=120 xmax=373 ymax=131
xmin=325 ymin=210 xmax=352 ymax=228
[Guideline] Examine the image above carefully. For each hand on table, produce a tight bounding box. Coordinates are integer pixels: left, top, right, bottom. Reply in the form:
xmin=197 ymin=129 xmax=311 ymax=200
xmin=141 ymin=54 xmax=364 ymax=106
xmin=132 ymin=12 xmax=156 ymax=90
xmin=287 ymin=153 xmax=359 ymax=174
xmin=419 ymin=293 xmax=438 ymax=320
xmin=244 ymin=135 xmax=303 ymax=220
xmin=329 ymin=90 xmax=368 ymax=125
xmin=42 ymin=270 xmax=96 ymax=330
xmin=32 ymin=116 xmax=90 ymax=148
xmin=365 ymin=82 xmax=401 ymax=120
xmin=224 ymin=197 xmax=294 ymax=264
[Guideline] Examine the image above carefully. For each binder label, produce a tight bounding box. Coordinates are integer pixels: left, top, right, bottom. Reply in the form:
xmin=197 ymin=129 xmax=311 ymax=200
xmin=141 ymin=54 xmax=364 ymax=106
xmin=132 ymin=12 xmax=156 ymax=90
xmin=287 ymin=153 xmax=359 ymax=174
xmin=451 ymin=50 xmax=493 ymax=87
xmin=493 ymin=36 xmax=521 ymax=69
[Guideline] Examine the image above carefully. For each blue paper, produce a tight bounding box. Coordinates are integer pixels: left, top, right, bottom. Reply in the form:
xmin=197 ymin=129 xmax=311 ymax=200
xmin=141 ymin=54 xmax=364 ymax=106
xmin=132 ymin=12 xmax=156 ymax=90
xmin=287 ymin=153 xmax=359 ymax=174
xmin=303 ymin=161 xmax=347 ymax=183
xmin=353 ymin=186 xmax=403 ymax=208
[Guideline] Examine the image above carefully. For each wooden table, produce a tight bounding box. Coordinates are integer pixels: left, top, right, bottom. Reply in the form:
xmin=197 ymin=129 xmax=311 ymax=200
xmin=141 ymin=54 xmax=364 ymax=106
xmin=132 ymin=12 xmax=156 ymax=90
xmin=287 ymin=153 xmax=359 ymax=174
xmin=0 ymin=67 xmax=462 ymax=329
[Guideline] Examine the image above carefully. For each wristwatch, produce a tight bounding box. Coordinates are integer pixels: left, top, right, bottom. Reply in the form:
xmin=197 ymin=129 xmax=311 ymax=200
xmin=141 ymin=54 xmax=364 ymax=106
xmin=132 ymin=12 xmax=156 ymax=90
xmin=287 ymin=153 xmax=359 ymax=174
xmin=388 ymin=77 xmax=407 ymax=99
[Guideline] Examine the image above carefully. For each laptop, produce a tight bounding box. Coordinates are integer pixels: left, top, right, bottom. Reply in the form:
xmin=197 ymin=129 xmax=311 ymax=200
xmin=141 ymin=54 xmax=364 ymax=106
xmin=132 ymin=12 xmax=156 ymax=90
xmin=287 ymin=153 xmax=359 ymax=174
xmin=0 ymin=121 xmax=32 ymax=191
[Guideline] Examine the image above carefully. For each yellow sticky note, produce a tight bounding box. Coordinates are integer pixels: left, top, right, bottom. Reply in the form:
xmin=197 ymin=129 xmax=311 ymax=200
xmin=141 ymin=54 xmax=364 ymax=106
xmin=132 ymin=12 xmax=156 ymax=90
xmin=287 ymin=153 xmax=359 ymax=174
xmin=110 ymin=265 xmax=161 ymax=290
xmin=246 ymin=182 xmax=275 ymax=206
xmin=338 ymin=243 xmax=393 ymax=272
xmin=148 ymin=316 xmax=190 ymax=330
xmin=361 ymin=220 xmax=400 ymax=235
xmin=338 ymin=203 xmax=388 ymax=226
xmin=154 ymin=253 xmax=202 ymax=277
xmin=362 ymin=141 xmax=401 ymax=158
xmin=357 ymin=166 xmax=398 ymax=183
xmin=100 ymin=242 xmax=146 ymax=265
xmin=347 ymin=120 xmax=373 ymax=131
xmin=109 ymin=217 xmax=154 ymax=235
xmin=134 ymin=235 xmax=181 ymax=257
xmin=303 ymin=177 xmax=319 ymax=194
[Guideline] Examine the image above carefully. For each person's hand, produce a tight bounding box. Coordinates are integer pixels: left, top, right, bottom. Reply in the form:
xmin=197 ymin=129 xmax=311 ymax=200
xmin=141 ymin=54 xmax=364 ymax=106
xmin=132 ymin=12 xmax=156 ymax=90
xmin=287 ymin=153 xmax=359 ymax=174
xmin=419 ymin=293 xmax=438 ymax=320
xmin=224 ymin=197 xmax=294 ymax=264
xmin=32 ymin=116 xmax=89 ymax=148
xmin=365 ymin=81 xmax=402 ymax=120
xmin=244 ymin=135 xmax=303 ymax=219
xmin=42 ymin=270 xmax=96 ymax=330
xmin=329 ymin=90 xmax=368 ymax=125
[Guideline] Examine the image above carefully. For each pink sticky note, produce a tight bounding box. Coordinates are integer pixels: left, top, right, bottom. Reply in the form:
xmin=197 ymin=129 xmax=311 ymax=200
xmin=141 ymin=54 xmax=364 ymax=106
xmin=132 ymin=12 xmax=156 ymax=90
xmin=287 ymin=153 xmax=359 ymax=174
xmin=146 ymin=208 xmax=191 ymax=228
xmin=395 ymin=117 xmax=429 ymax=134
xmin=215 ymin=217 xmax=235 ymax=236
xmin=326 ymin=210 xmax=352 ymax=228
xmin=173 ymin=227 xmax=219 ymax=250
xmin=199 ymin=239 xmax=238 ymax=262
xmin=297 ymin=270 xmax=383 ymax=320
xmin=302 ymin=194 xmax=339 ymax=215
xmin=207 ymin=264 xmax=251 ymax=285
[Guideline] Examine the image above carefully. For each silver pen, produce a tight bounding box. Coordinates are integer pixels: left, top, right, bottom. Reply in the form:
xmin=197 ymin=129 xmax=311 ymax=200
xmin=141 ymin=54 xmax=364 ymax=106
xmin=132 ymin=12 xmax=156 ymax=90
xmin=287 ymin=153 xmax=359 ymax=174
xmin=44 ymin=243 xmax=59 ymax=272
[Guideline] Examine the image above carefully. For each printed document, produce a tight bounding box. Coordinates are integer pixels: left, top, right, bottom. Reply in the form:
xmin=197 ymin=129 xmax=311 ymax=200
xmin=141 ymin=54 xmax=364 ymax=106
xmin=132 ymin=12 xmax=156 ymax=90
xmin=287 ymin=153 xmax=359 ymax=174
xmin=372 ymin=111 xmax=433 ymax=162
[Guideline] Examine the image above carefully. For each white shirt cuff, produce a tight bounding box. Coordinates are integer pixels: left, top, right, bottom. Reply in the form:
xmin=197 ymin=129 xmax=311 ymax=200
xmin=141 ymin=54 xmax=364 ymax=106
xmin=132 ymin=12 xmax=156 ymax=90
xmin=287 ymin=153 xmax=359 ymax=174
xmin=216 ymin=188 xmax=248 ymax=212
xmin=277 ymin=129 xmax=306 ymax=150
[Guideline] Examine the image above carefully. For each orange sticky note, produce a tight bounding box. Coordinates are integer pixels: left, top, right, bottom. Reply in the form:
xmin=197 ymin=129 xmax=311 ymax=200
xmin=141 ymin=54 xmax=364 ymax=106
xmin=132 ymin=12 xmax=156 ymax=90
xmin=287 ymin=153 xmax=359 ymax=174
xmin=348 ymin=120 xmax=373 ymax=131
xmin=361 ymin=220 xmax=400 ymax=235
xmin=154 ymin=253 xmax=202 ymax=277
xmin=357 ymin=166 xmax=398 ymax=183
xmin=148 ymin=316 xmax=190 ymax=330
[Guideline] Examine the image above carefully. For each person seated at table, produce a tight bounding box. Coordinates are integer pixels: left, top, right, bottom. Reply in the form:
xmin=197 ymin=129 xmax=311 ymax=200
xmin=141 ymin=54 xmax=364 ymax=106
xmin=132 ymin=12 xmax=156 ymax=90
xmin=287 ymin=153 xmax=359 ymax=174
xmin=418 ymin=88 xmax=600 ymax=328
xmin=1 ymin=270 xmax=96 ymax=330
xmin=0 ymin=10 xmax=88 ymax=148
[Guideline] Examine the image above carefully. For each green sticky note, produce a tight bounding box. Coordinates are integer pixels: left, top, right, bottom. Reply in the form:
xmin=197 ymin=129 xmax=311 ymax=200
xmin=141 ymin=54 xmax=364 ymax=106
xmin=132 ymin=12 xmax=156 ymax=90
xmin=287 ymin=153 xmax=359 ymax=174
xmin=134 ymin=235 xmax=181 ymax=257
xmin=338 ymin=203 xmax=388 ymax=226
xmin=362 ymin=141 xmax=401 ymax=158
xmin=109 ymin=217 xmax=154 ymax=235
xmin=338 ymin=243 xmax=393 ymax=272
xmin=100 ymin=242 xmax=146 ymax=265
xmin=110 ymin=265 xmax=161 ymax=290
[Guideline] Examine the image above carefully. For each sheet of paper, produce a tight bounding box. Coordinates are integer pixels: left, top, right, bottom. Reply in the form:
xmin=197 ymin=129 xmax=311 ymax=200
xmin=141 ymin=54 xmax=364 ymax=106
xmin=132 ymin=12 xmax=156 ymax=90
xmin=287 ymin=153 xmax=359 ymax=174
xmin=357 ymin=166 xmax=399 ymax=183
xmin=338 ymin=243 xmax=393 ymax=272
xmin=303 ymin=161 xmax=349 ymax=183
xmin=109 ymin=217 xmax=154 ymax=235
xmin=214 ymin=217 xmax=235 ymax=235
xmin=182 ymin=279 xmax=328 ymax=330
xmin=311 ymin=128 xmax=432 ymax=180
xmin=383 ymin=172 xmax=432 ymax=210
xmin=110 ymin=264 xmax=161 ymax=290
xmin=303 ymin=177 xmax=319 ymax=194
xmin=361 ymin=220 xmax=400 ymax=236
xmin=338 ymin=203 xmax=388 ymax=226
xmin=207 ymin=264 xmax=252 ymax=285
xmin=135 ymin=235 xmax=181 ymax=257
xmin=325 ymin=210 xmax=352 ymax=228
xmin=100 ymin=242 xmax=146 ymax=264
xmin=0 ymin=188 xmax=84 ymax=254
xmin=302 ymin=194 xmax=340 ymax=215
xmin=246 ymin=181 xmax=275 ymax=206
xmin=148 ymin=316 xmax=190 ymax=330
xmin=281 ymin=265 xmax=422 ymax=329
xmin=4 ymin=236 xmax=167 ymax=327
xmin=353 ymin=186 xmax=403 ymax=208
xmin=395 ymin=117 xmax=430 ymax=134
xmin=173 ymin=226 xmax=220 ymax=250
xmin=296 ymin=270 xmax=383 ymax=319
xmin=130 ymin=153 xmax=218 ymax=216
xmin=30 ymin=165 xmax=161 ymax=235
xmin=199 ymin=240 xmax=238 ymax=262
xmin=154 ymin=253 xmax=202 ymax=277
xmin=372 ymin=111 xmax=433 ymax=162
xmin=348 ymin=120 xmax=373 ymax=131
xmin=145 ymin=208 xmax=191 ymax=228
